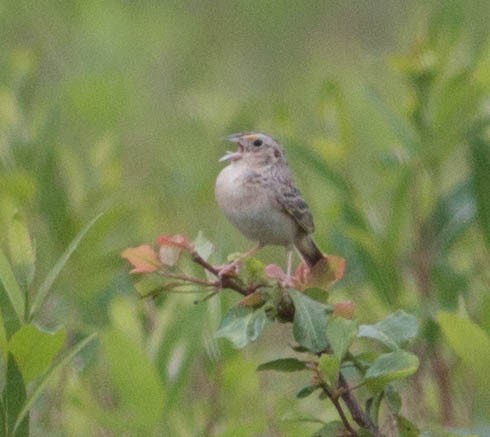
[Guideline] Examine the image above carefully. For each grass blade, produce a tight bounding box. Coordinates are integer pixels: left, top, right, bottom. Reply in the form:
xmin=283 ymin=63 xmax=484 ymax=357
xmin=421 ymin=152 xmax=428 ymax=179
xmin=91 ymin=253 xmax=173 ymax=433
xmin=289 ymin=145 xmax=352 ymax=195
xmin=7 ymin=353 xmax=28 ymax=436
xmin=13 ymin=333 xmax=97 ymax=433
xmin=0 ymin=248 xmax=26 ymax=323
xmin=470 ymin=127 xmax=490 ymax=249
xmin=29 ymin=213 xmax=103 ymax=320
xmin=366 ymin=88 xmax=421 ymax=152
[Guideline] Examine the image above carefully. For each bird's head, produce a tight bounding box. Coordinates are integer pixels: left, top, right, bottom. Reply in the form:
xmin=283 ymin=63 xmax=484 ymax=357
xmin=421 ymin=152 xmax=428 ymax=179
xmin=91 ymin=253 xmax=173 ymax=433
xmin=220 ymin=133 xmax=286 ymax=166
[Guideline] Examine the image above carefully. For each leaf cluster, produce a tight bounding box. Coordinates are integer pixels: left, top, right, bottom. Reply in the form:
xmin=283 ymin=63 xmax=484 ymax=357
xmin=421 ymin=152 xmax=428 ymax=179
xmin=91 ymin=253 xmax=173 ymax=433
xmin=123 ymin=232 xmax=421 ymax=436
xmin=0 ymin=213 xmax=99 ymax=436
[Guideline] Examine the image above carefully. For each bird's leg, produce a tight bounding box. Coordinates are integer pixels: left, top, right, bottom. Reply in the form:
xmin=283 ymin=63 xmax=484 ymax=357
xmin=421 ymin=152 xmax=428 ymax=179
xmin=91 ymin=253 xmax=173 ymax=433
xmin=217 ymin=243 xmax=262 ymax=278
xmin=282 ymin=247 xmax=295 ymax=288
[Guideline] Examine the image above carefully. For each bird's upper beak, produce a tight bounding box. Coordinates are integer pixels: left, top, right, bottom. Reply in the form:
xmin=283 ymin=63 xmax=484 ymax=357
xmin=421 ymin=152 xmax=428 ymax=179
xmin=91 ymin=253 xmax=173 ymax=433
xmin=219 ymin=134 xmax=246 ymax=162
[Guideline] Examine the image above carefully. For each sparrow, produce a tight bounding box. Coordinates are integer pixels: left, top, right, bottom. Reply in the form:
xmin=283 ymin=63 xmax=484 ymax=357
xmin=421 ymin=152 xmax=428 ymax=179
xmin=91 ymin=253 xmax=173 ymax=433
xmin=215 ymin=132 xmax=324 ymax=281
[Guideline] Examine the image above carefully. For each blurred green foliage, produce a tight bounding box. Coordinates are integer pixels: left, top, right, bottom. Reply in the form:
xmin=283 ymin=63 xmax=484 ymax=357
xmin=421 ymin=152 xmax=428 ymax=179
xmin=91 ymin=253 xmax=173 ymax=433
xmin=0 ymin=0 xmax=489 ymax=435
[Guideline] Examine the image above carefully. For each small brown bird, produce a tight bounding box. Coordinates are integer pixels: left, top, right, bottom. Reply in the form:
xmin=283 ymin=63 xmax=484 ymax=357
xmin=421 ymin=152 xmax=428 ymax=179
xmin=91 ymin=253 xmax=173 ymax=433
xmin=215 ymin=132 xmax=323 ymax=281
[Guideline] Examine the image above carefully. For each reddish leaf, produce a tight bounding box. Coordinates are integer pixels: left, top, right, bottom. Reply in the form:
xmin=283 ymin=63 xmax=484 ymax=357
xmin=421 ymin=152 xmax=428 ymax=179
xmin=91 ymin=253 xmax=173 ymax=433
xmin=307 ymin=255 xmax=346 ymax=290
xmin=328 ymin=255 xmax=346 ymax=281
xmin=293 ymin=262 xmax=311 ymax=290
xmin=265 ymin=264 xmax=287 ymax=282
xmin=333 ymin=301 xmax=356 ymax=319
xmin=155 ymin=234 xmax=194 ymax=252
xmin=121 ymin=245 xmax=161 ymax=273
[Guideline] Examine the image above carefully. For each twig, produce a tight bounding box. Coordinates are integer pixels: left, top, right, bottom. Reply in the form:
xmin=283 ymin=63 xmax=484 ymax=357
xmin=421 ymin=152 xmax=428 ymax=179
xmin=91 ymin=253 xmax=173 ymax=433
xmin=158 ymin=271 xmax=216 ymax=288
xmin=323 ymin=382 xmax=358 ymax=436
xmin=190 ymin=252 xmax=256 ymax=296
xmin=310 ymin=364 xmax=356 ymax=435
xmin=158 ymin=250 xmax=380 ymax=435
xmin=413 ymin=238 xmax=455 ymax=424
xmin=430 ymin=347 xmax=454 ymax=426
xmin=338 ymin=373 xmax=381 ymax=436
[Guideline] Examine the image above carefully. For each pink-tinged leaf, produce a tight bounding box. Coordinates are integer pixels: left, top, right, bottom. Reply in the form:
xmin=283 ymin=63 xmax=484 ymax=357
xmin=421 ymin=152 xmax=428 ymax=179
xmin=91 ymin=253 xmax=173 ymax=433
xmin=333 ymin=301 xmax=356 ymax=319
xmin=121 ymin=245 xmax=161 ymax=273
xmin=155 ymin=234 xmax=194 ymax=252
xmin=307 ymin=255 xmax=346 ymax=290
xmin=265 ymin=264 xmax=287 ymax=281
xmin=293 ymin=262 xmax=311 ymax=290
xmin=328 ymin=255 xmax=346 ymax=281
xmin=158 ymin=245 xmax=181 ymax=266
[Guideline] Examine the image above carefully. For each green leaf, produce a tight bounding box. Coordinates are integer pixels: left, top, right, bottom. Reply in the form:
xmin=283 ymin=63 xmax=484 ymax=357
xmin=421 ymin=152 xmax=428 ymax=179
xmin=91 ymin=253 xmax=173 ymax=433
xmin=431 ymin=72 xmax=481 ymax=151
xmin=289 ymin=289 xmax=329 ymax=353
xmin=257 ymin=358 xmax=307 ymax=372
xmin=0 ymin=309 xmax=7 ymax=356
xmin=366 ymin=88 xmax=421 ymax=152
xmin=426 ymin=181 xmax=476 ymax=252
xmin=359 ymin=310 xmax=418 ymax=350
xmin=29 ymin=213 xmax=103 ymax=320
xmin=365 ymin=350 xmax=419 ymax=392
xmin=7 ymin=213 xmax=36 ymax=290
xmin=366 ymin=391 xmax=383 ymax=425
xmin=103 ymin=329 xmax=165 ymax=429
xmin=432 ymin=263 xmax=467 ymax=311
xmin=397 ymin=415 xmax=420 ymax=437
xmin=385 ymin=385 xmax=401 ymax=413
xmin=318 ymin=354 xmax=340 ymax=385
xmin=289 ymin=145 xmax=352 ymax=195
xmin=193 ymin=231 xmax=214 ymax=261
xmin=215 ymin=306 xmax=267 ymax=348
xmin=0 ymin=248 xmax=25 ymax=323
xmin=296 ymin=384 xmax=319 ymax=399
xmin=437 ymin=311 xmax=490 ymax=395
xmin=344 ymin=220 xmax=401 ymax=305
xmin=327 ymin=317 xmax=358 ymax=361
xmin=109 ymin=298 xmax=144 ymax=347
xmin=243 ymin=257 xmax=265 ymax=284
xmin=312 ymin=421 xmax=344 ymax=437
xmin=386 ymin=169 xmax=412 ymax=253
xmin=133 ymin=274 xmax=166 ymax=298
xmin=470 ymin=129 xmax=490 ymax=249
xmin=14 ymin=333 xmax=97 ymax=433
xmin=303 ymin=287 xmax=330 ymax=304
xmin=280 ymin=411 xmax=324 ymax=424
xmin=0 ymin=397 xmax=5 ymax=436
xmin=8 ymin=325 xmax=66 ymax=384
xmin=6 ymin=353 xmax=29 ymax=437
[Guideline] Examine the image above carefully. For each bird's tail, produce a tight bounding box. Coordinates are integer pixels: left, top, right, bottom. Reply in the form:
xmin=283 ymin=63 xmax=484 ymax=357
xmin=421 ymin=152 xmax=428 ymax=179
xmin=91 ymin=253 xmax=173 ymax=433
xmin=295 ymin=235 xmax=324 ymax=268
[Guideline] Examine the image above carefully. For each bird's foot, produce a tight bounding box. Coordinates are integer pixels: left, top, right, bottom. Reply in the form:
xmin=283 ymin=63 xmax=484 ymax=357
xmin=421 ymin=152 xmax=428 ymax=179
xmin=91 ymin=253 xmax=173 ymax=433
xmin=281 ymin=276 xmax=296 ymax=289
xmin=216 ymin=261 xmax=240 ymax=278
xmin=215 ymin=245 xmax=261 ymax=279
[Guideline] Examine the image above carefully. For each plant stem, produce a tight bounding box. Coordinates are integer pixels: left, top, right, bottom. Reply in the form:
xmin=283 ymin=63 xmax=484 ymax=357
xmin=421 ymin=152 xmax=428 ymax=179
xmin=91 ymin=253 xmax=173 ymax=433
xmin=317 ymin=381 xmax=357 ymax=435
xmin=191 ymin=252 xmax=251 ymax=295
xmin=338 ymin=373 xmax=381 ymax=436
xmin=160 ymin=271 xmax=216 ymax=287
xmin=430 ymin=347 xmax=454 ymax=425
xmin=330 ymin=387 xmax=358 ymax=436
xmin=190 ymin=251 xmax=381 ymax=434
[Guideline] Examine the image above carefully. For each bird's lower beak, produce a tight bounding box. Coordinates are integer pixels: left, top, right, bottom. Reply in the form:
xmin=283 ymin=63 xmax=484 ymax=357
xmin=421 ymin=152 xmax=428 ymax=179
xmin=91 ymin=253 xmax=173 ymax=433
xmin=219 ymin=136 xmax=245 ymax=162
xmin=219 ymin=151 xmax=242 ymax=162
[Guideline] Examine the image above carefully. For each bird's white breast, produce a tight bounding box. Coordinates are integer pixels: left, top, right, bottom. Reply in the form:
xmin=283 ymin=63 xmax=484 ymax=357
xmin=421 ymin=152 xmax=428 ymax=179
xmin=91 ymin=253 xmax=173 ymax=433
xmin=215 ymin=162 xmax=297 ymax=246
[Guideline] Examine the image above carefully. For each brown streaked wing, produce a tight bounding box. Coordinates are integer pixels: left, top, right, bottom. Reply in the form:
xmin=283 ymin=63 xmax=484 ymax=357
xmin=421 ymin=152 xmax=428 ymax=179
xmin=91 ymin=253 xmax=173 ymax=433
xmin=276 ymin=182 xmax=315 ymax=234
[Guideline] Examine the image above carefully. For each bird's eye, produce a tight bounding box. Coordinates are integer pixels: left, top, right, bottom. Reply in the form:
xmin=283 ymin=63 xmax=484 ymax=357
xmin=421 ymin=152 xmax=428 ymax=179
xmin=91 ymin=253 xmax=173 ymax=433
xmin=253 ymin=139 xmax=263 ymax=147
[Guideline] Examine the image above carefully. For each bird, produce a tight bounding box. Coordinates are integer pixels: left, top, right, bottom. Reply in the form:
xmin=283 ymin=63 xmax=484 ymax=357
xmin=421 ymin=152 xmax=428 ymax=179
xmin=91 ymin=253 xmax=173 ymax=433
xmin=215 ymin=132 xmax=324 ymax=283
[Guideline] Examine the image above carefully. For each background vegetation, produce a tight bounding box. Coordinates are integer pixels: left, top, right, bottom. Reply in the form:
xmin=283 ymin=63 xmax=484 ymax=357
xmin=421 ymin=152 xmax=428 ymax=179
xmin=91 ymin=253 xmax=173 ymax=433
xmin=1 ymin=0 xmax=489 ymax=435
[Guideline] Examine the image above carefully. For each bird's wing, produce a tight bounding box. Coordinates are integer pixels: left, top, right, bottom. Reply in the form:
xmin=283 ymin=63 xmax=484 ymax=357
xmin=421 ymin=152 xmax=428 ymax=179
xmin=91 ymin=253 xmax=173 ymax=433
xmin=275 ymin=179 xmax=315 ymax=234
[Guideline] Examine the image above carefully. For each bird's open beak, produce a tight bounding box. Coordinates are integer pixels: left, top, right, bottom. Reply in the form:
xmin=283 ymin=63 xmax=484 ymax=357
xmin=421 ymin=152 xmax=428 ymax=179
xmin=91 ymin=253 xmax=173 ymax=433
xmin=219 ymin=134 xmax=245 ymax=162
